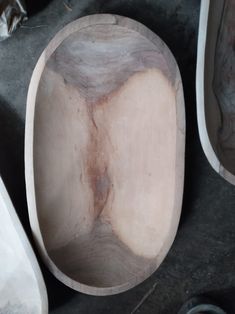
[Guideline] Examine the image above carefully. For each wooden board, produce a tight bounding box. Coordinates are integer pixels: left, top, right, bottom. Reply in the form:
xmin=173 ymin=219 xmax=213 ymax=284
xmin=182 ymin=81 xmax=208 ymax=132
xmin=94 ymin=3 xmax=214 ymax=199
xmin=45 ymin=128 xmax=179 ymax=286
xmin=196 ymin=0 xmax=235 ymax=184
xmin=0 ymin=177 xmax=48 ymax=313
xmin=25 ymin=14 xmax=185 ymax=295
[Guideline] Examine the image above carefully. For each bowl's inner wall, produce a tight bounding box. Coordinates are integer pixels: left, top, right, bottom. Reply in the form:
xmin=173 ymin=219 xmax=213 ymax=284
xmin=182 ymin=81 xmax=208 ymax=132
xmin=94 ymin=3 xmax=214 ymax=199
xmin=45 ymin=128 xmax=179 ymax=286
xmin=34 ymin=24 xmax=178 ymax=287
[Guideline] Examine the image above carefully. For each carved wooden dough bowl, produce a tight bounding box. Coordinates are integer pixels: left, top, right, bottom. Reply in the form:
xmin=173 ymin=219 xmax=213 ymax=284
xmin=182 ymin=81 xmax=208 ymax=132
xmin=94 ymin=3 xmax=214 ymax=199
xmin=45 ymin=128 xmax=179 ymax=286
xmin=25 ymin=14 xmax=185 ymax=295
xmin=197 ymin=0 xmax=235 ymax=184
xmin=0 ymin=177 xmax=47 ymax=313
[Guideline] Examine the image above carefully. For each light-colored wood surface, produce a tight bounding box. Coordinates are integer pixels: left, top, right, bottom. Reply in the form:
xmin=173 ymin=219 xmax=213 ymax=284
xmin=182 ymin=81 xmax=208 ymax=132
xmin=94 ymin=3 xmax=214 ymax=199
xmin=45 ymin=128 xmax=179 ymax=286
xmin=25 ymin=14 xmax=185 ymax=295
xmin=196 ymin=0 xmax=235 ymax=184
xmin=0 ymin=177 xmax=48 ymax=313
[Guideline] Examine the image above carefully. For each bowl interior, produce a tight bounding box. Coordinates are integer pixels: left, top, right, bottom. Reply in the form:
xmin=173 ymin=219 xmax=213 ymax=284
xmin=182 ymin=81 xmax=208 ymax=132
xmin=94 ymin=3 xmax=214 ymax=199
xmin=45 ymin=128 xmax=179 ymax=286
xmin=204 ymin=0 xmax=235 ymax=176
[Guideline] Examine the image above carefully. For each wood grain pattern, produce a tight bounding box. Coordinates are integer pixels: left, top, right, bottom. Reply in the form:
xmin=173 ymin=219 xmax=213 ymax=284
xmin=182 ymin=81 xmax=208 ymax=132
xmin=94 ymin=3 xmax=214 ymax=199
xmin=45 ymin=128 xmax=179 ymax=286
xmin=25 ymin=14 xmax=185 ymax=295
xmin=214 ymin=0 xmax=235 ymax=176
xmin=197 ymin=0 xmax=235 ymax=184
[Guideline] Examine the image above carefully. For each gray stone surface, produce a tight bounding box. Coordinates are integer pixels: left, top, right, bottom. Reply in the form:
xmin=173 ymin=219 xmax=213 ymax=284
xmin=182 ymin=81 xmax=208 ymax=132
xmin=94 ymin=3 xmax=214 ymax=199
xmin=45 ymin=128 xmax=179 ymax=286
xmin=0 ymin=0 xmax=235 ymax=313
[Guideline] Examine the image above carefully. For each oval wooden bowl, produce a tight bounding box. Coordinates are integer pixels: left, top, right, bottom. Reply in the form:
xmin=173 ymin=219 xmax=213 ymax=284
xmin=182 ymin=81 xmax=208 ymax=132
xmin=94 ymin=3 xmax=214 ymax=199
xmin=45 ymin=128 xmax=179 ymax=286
xmin=25 ymin=14 xmax=185 ymax=295
xmin=197 ymin=0 xmax=235 ymax=184
xmin=0 ymin=177 xmax=47 ymax=313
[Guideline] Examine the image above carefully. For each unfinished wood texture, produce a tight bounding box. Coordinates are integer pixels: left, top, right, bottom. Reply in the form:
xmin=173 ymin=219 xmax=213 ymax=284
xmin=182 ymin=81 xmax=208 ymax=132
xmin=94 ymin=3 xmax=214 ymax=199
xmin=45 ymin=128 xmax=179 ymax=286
xmin=25 ymin=14 xmax=185 ymax=295
xmin=196 ymin=0 xmax=235 ymax=184
xmin=0 ymin=177 xmax=48 ymax=313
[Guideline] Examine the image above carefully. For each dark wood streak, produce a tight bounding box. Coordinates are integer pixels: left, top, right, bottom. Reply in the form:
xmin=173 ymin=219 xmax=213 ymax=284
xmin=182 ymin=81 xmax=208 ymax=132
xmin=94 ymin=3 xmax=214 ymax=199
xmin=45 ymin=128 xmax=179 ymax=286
xmin=86 ymin=103 xmax=111 ymax=219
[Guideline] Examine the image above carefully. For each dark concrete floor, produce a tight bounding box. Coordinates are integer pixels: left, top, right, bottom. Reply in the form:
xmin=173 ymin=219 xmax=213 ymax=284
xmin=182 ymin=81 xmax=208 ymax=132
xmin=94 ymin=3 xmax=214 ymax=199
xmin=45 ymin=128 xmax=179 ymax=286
xmin=0 ymin=0 xmax=235 ymax=313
